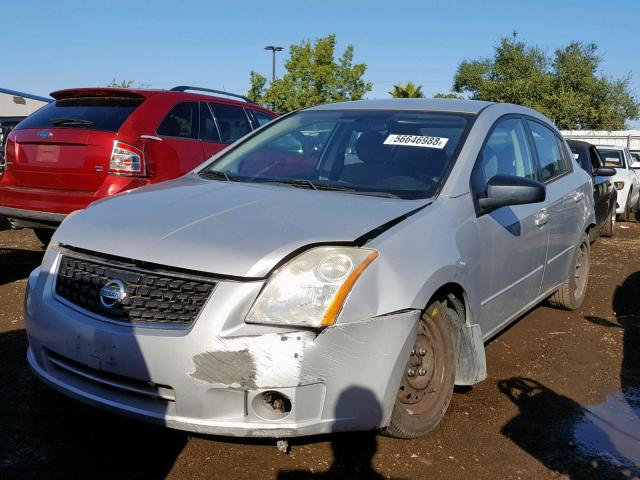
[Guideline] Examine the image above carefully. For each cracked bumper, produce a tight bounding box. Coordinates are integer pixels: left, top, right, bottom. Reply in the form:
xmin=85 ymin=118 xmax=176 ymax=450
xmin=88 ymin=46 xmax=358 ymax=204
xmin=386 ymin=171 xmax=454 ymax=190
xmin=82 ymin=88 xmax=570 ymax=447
xmin=25 ymin=258 xmax=419 ymax=438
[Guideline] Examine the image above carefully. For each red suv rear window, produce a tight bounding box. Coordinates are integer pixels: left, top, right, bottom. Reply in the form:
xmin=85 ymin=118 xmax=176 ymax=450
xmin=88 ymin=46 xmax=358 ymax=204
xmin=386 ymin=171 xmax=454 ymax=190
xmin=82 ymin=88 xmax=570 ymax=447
xmin=16 ymin=96 xmax=143 ymax=133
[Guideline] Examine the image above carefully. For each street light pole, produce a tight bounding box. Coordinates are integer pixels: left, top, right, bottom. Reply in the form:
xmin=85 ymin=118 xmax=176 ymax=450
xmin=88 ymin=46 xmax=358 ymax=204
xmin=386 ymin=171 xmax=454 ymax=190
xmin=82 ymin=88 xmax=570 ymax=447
xmin=264 ymin=45 xmax=283 ymax=83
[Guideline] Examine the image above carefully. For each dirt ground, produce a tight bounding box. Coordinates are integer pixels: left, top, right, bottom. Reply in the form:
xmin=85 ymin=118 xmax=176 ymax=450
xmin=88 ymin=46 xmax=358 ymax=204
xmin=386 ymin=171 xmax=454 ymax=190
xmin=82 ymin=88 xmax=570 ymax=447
xmin=0 ymin=223 xmax=638 ymax=480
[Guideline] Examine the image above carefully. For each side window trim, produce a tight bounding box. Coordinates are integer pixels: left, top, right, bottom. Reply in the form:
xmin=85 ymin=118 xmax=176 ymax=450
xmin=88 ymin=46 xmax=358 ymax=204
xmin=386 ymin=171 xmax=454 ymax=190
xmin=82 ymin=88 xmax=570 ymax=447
xmin=241 ymin=108 xmax=255 ymax=131
xmin=245 ymin=109 xmax=258 ymax=129
xmin=156 ymin=101 xmax=200 ymax=141
xmin=201 ymin=102 xmax=223 ymax=143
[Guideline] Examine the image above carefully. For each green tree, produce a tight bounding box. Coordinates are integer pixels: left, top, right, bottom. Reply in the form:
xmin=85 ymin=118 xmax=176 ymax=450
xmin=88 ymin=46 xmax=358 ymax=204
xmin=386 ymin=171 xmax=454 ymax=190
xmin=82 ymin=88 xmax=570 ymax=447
xmin=107 ymin=79 xmax=134 ymax=88
xmin=389 ymin=82 xmax=424 ymax=98
xmin=247 ymin=34 xmax=372 ymax=113
xmin=107 ymin=79 xmax=150 ymax=88
xmin=433 ymin=92 xmax=463 ymax=99
xmin=452 ymin=35 xmax=639 ymax=129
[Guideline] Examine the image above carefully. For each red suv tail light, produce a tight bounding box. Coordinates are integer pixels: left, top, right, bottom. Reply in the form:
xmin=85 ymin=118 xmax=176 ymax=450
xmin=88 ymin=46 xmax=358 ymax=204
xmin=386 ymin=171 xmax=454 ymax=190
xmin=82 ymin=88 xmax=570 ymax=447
xmin=109 ymin=141 xmax=145 ymax=176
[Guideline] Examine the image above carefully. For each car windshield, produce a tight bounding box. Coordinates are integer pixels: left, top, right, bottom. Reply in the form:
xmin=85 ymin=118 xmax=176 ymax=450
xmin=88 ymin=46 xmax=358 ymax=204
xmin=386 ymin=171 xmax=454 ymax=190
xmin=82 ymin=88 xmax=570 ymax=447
xmin=200 ymin=110 xmax=472 ymax=199
xmin=597 ymin=148 xmax=625 ymax=168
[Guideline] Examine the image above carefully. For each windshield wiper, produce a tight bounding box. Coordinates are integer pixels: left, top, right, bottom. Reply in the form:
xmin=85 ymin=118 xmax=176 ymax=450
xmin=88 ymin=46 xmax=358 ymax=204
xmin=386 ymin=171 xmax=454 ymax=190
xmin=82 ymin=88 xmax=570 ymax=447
xmin=309 ymin=182 xmax=400 ymax=198
xmin=50 ymin=118 xmax=95 ymax=127
xmin=200 ymin=170 xmax=237 ymax=182
xmin=251 ymin=178 xmax=319 ymax=190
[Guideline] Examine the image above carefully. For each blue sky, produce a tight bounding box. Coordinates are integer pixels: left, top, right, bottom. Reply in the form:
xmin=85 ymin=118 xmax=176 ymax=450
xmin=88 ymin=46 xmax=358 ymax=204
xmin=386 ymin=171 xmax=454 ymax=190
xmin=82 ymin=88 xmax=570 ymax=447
xmin=4 ymin=0 xmax=640 ymax=124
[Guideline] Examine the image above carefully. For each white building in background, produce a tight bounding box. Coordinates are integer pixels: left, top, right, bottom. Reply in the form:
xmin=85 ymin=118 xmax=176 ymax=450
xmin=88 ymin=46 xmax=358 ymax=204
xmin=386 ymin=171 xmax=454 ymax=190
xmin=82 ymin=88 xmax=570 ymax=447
xmin=0 ymin=87 xmax=50 ymax=119
xmin=561 ymin=130 xmax=640 ymax=150
xmin=0 ymin=88 xmax=51 ymax=160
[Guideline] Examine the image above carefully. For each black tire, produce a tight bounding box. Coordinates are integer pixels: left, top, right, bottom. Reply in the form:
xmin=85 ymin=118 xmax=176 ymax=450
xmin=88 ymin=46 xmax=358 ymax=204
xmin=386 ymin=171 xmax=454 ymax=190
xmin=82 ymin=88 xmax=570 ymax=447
xmin=33 ymin=228 xmax=54 ymax=246
xmin=601 ymin=210 xmax=615 ymax=238
xmin=621 ymin=193 xmax=631 ymax=222
xmin=548 ymin=233 xmax=590 ymax=311
xmin=385 ymin=298 xmax=456 ymax=439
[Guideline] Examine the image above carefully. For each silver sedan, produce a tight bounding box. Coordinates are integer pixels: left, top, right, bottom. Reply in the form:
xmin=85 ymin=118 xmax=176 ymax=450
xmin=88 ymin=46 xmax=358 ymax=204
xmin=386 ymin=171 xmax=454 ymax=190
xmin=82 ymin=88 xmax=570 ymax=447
xmin=25 ymin=99 xmax=594 ymax=439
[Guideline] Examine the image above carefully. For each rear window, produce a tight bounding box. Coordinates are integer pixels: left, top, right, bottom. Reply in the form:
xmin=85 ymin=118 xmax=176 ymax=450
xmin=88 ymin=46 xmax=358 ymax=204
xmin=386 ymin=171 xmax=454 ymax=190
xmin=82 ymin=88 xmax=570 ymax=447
xmin=15 ymin=96 xmax=143 ymax=133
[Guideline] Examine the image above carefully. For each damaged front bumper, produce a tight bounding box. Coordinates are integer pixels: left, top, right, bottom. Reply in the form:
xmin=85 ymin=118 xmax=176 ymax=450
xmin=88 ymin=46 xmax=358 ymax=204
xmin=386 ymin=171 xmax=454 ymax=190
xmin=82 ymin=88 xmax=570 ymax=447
xmin=24 ymin=256 xmax=419 ymax=438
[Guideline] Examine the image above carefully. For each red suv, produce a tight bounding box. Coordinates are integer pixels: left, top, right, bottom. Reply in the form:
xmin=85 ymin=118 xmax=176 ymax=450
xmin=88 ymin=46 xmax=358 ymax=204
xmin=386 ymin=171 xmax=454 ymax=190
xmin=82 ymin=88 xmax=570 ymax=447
xmin=0 ymin=86 xmax=276 ymax=243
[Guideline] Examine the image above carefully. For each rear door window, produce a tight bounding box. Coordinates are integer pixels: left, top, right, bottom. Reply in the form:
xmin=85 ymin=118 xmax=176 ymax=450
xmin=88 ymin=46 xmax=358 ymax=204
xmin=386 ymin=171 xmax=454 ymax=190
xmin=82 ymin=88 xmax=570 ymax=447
xmin=527 ymin=120 xmax=569 ymax=182
xmin=157 ymin=102 xmax=199 ymax=139
xmin=210 ymin=103 xmax=252 ymax=143
xmin=15 ymin=96 xmax=143 ymax=132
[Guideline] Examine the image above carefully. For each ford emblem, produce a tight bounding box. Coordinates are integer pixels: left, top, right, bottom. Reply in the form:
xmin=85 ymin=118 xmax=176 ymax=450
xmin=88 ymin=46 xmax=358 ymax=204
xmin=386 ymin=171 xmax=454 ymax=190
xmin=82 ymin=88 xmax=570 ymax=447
xmin=38 ymin=130 xmax=53 ymax=138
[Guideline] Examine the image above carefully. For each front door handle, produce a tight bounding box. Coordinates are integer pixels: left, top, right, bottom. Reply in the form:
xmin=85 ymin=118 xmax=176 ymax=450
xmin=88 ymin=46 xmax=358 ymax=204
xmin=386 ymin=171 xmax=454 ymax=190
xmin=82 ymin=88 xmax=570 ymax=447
xmin=535 ymin=210 xmax=549 ymax=227
xmin=572 ymin=191 xmax=584 ymax=203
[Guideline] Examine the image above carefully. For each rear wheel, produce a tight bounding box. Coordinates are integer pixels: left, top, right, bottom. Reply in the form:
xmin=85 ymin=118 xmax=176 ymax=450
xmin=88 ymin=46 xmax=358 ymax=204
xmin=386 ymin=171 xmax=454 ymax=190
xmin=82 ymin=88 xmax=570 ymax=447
xmin=385 ymin=298 xmax=456 ymax=439
xmin=548 ymin=233 xmax=590 ymax=311
xmin=33 ymin=228 xmax=54 ymax=246
xmin=601 ymin=210 xmax=615 ymax=238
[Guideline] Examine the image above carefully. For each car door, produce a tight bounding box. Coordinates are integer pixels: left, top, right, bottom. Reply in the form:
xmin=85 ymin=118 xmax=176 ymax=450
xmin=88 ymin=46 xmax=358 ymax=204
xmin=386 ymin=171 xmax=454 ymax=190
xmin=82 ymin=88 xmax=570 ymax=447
xmin=155 ymin=102 xmax=205 ymax=175
xmin=472 ymin=117 xmax=550 ymax=333
xmin=527 ymin=121 xmax=583 ymax=294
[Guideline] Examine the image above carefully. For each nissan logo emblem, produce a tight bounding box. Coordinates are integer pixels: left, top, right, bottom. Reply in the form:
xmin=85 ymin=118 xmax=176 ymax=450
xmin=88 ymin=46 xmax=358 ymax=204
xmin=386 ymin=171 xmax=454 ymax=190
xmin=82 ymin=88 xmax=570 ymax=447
xmin=99 ymin=279 xmax=126 ymax=308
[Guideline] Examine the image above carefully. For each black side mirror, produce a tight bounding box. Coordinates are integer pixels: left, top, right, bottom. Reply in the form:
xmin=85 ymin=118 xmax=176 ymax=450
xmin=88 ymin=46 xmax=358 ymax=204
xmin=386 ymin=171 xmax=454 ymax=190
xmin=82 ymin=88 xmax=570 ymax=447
xmin=478 ymin=175 xmax=546 ymax=210
xmin=594 ymin=167 xmax=616 ymax=177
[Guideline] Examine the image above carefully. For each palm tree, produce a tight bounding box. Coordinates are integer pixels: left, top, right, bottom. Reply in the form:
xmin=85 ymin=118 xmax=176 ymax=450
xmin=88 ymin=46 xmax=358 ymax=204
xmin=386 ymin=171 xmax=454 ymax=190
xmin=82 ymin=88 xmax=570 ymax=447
xmin=389 ymin=82 xmax=425 ymax=98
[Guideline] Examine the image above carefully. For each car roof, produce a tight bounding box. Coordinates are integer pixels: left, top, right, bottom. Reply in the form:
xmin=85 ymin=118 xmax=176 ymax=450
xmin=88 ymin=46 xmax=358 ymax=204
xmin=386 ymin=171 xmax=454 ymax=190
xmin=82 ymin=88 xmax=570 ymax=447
xmin=566 ymin=139 xmax=594 ymax=149
xmin=306 ymin=98 xmax=495 ymax=114
xmin=49 ymin=87 xmax=274 ymax=114
xmin=594 ymin=144 xmax=626 ymax=150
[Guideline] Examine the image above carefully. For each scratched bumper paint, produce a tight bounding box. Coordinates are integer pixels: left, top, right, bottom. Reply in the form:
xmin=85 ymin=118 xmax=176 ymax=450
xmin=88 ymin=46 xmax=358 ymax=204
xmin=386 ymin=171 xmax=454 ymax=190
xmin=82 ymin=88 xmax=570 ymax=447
xmin=24 ymin=253 xmax=420 ymax=437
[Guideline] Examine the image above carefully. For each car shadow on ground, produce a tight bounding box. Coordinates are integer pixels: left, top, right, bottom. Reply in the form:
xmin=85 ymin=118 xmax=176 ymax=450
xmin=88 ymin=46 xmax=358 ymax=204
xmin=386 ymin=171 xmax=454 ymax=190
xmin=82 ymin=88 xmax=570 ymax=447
xmin=0 ymin=328 xmax=189 ymax=479
xmin=0 ymin=247 xmax=44 ymax=287
xmin=1 ymin=248 xmax=189 ymax=479
xmin=277 ymin=387 xmax=387 ymax=480
xmin=498 ymin=271 xmax=640 ymax=479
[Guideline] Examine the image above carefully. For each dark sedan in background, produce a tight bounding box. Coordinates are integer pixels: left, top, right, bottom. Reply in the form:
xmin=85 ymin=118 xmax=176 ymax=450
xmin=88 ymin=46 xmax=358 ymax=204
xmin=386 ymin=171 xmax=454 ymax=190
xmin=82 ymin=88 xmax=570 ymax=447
xmin=567 ymin=139 xmax=617 ymax=240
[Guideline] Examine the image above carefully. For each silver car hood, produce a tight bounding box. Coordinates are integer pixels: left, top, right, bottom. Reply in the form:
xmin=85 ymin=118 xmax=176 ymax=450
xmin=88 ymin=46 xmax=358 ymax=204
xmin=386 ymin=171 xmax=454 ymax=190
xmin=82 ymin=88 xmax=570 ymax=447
xmin=55 ymin=176 xmax=428 ymax=278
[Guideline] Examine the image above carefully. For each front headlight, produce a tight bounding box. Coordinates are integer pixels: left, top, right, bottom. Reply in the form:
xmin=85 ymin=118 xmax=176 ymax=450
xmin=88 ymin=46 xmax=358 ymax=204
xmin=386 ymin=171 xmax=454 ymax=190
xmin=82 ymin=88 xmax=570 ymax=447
xmin=245 ymin=246 xmax=379 ymax=328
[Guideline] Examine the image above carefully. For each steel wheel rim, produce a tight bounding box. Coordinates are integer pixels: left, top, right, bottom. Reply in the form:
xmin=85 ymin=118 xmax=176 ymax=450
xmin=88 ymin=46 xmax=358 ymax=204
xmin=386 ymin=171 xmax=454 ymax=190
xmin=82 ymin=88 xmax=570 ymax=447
xmin=398 ymin=311 xmax=446 ymax=415
xmin=574 ymin=242 xmax=589 ymax=298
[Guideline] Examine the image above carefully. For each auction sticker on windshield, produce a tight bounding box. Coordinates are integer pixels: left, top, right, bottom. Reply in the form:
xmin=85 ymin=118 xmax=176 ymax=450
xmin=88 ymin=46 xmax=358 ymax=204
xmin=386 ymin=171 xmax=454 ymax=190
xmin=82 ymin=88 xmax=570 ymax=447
xmin=384 ymin=134 xmax=448 ymax=149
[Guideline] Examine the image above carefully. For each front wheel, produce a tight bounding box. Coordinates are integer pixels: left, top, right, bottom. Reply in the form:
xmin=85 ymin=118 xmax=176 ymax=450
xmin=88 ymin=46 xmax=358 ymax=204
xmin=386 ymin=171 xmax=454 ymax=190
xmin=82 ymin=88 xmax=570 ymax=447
xmin=548 ymin=233 xmax=590 ymax=311
xmin=385 ymin=299 xmax=456 ymax=439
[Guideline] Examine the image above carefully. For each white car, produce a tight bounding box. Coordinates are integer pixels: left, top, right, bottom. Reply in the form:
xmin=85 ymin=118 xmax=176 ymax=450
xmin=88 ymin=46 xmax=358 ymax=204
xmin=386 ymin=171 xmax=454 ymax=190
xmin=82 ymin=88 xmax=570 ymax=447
xmin=596 ymin=145 xmax=640 ymax=220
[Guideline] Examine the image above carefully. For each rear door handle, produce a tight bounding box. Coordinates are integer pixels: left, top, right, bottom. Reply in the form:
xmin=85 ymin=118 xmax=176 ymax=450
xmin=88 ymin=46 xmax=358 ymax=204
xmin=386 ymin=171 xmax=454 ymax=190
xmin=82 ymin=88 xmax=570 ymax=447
xmin=535 ymin=209 xmax=549 ymax=227
xmin=572 ymin=191 xmax=584 ymax=203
